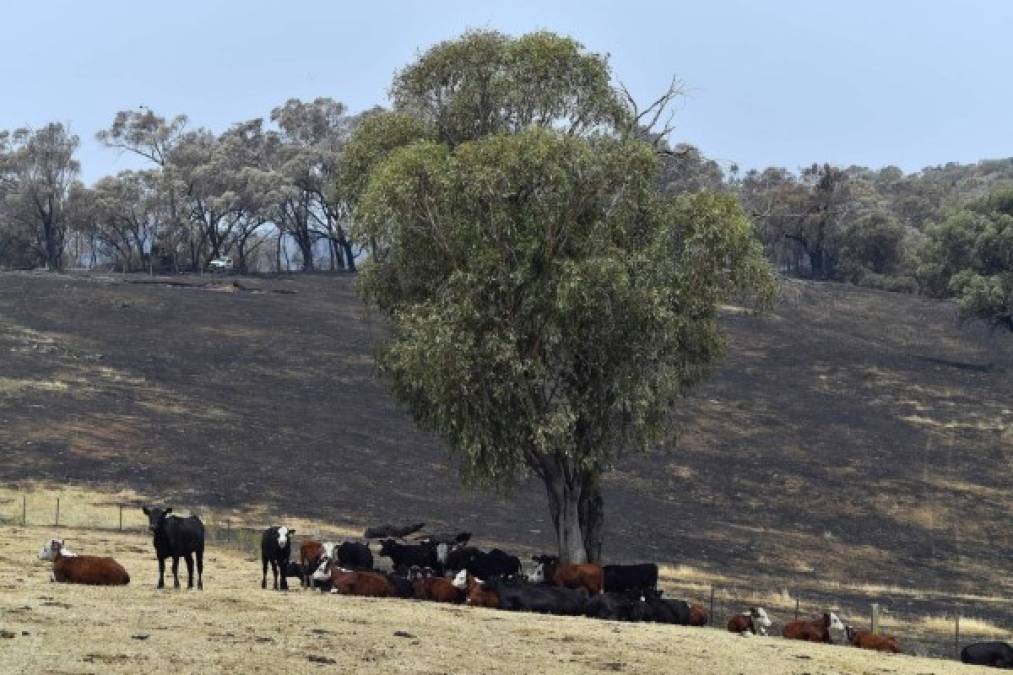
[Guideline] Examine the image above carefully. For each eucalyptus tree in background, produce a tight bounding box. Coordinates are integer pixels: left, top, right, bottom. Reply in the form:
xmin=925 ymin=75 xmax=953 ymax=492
xmin=344 ymin=29 xmax=774 ymax=563
xmin=270 ymin=97 xmax=355 ymax=271
xmin=0 ymin=123 xmax=82 ymax=270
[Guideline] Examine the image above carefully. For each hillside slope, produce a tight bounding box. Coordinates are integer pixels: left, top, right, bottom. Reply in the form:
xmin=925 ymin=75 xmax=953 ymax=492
xmin=0 ymin=272 xmax=1009 ymax=649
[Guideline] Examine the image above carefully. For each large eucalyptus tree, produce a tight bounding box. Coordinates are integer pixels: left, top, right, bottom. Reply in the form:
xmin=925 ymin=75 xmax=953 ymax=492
xmin=342 ymin=30 xmax=774 ymax=562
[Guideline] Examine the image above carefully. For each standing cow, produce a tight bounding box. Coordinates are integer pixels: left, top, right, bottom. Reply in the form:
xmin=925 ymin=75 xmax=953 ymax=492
xmin=261 ymin=526 xmax=295 ymax=590
xmin=142 ymin=506 xmax=205 ymax=590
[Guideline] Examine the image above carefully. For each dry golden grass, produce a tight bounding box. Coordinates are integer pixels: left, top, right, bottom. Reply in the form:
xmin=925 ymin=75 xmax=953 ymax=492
xmin=0 ymin=525 xmax=1001 ymax=675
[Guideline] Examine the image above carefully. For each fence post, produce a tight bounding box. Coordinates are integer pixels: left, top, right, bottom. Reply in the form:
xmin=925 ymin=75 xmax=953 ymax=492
xmin=22 ymin=495 xmax=27 ymax=526
xmin=55 ymin=497 xmax=60 ymax=527
xmin=709 ymin=586 xmax=715 ymax=625
xmin=226 ymin=519 xmax=231 ymax=542
xmin=870 ymin=603 xmax=880 ymax=634
xmin=794 ymin=596 xmax=799 ymax=621
xmin=119 ymin=505 xmax=123 ymax=531
xmin=955 ymin=612 xmax=960 ymax=660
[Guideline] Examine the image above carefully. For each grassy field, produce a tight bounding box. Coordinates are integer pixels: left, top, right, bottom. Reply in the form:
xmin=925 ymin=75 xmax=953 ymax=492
xmin=0 ymin=525 xmax=1002 ymax=675
xmin=0 ymin=270 xmax=1010 ymax=661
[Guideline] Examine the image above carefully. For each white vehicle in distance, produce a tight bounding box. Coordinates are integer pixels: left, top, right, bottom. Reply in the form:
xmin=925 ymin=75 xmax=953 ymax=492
xmin=208 ymin=256 xmax=233 ymax=272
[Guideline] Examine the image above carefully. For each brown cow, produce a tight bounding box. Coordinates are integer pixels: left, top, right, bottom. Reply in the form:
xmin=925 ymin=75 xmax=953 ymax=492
xmin=532 ymin=559 xmax=603 ymax=595
xmin=728 ymin=607 xmax=773 ymax=636
xmin=300 ymin=540 xmax=338 ymax=589
xmin=846 ymin=625 xmax=901 ymax=653
xmin=782 ymin=612 xmax=844 ymax=643
xmin=688 ymin=603 xmax=709 ymax=626
xmin=327 ymin=568 xmax=395 ymax=597
xmin=38 ymin=539 xmax=129 ymax=586
xmin=412 ymin=575 xmax=463 ymax=604
xmin=452 ymin=569 xmax=499 ymax=608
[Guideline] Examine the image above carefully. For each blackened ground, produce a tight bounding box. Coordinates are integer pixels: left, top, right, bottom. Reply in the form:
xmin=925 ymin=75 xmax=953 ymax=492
xmin=0 ymin=271 xmax=1009 ymax=637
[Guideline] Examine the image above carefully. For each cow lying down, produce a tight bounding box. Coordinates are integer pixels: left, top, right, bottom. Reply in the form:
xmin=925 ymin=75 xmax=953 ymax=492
xmin=38 ymin=538 xmax=130 ymax=586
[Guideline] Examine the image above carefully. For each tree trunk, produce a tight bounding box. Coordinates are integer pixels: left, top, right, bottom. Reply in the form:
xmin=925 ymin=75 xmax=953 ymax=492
xmin=542 ymin=460 xmax=589 ymax=564
xmin=340 ymin=238 xmax=356 ymax=272
xmin=578 ymin=473 xmax=604 ymax=563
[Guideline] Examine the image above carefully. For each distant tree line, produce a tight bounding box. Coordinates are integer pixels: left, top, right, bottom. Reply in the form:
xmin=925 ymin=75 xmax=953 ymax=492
xmin=0 ymin=99 xmax=365 ymax=274
xmin=1 ymin=68 xmax=1009 ymax=329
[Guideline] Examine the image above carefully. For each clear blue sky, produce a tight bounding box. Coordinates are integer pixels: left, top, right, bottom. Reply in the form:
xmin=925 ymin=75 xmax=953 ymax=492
xmin=3 ymin=0 xmax=1012 ymax=183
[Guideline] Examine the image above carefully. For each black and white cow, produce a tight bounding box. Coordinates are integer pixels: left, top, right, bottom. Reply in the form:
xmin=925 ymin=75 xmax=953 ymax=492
xmin=142 ymin=506 xmax=205 ymax=590
xmin=261 ymin=526 xmax=295 ymax=590
xmin=961 ymin=641 xmax=1013 ymax=668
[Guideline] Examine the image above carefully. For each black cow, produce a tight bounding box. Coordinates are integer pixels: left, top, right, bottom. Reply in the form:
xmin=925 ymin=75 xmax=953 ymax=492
xmin=584 ymin=592 xmax=644 ymax=621
xmin=468 ymin=548 xmax=521 ymax=579
xmin=961 ymin=642 xmax=1013 ymax=668
xmin=260 ymin=526 xmax=295 ymax=590
xmin=283 ymin=560 xmax=307 ymax=584
xmin=416 ymin=532 xmax=472 ymax=546
xmin=486 ymin=579 xmax=587 ymax=616
xmin=378 ymin=539 xmax=440 ymax=574
xmin=445 ymin=546 xmax=479 ymax=572
xmin=337 ymin=541 xmax=373 ymax=570
xmin=142 ymin=506 xmax=205 ymax=590
xmin=637 ymin=589 xmax=691 ymax=625
xmin=603 ymin=564 xmax=658 ymax=594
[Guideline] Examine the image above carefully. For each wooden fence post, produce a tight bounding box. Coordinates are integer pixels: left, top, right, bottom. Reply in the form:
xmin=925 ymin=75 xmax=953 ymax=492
xmin=22 ymin=495 xmax=27 ymax=526
xmin=794 ymin=597 xmax=799 ymax=621
xmin=119 ymin=505 xmax=123 ymax=531
xmin=226 ymin=519 xmax=231 ymax=542
xmin=709 ymin=586 xmax=715 ymax=625
xmin=55 ymin=497 xmax=60 ymax=527
xmin=870 ymin=603 xmax=880 ymax=634
xmin=955 ymin=612 xmax=960 ymax=660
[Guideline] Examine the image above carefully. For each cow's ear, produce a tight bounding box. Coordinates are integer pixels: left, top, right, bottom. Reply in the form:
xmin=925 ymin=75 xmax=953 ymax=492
xmin=289 ymin=529 xmax=296 ymax=535
xmin=142 ymin=506 xmax=150 ymax=515
xmin=165 ymin=507 xmax=173 ymax=514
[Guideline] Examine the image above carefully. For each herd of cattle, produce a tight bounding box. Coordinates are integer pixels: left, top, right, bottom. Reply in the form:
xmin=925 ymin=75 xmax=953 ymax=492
xmin=32 ymin=507 xmax=1013 ymax=670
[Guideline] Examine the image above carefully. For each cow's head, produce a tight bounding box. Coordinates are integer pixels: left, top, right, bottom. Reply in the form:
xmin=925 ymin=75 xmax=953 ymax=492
xmin=378 ymin=539 xmax=397 ymax=557
xmin=751 ymin=607 xmax=772 ymax=633
xmin=451 ymin=568 xmax=468 ymax=590
xmin=311 ymin=558 xmax=332 ymax=582
xmin=142 ymin=506 xmax=172 ymax=532
xmin=38 ymin=538 xmax=64 ymax=561
xmin=827 ymin=612 xmax=845 ymax=632
xmin=276 ymin=526 xmax=294 ymax=548
xmin=528 ymin=563 xmax=545 ymax=583
xmin=845 ymin=624 xmax=857 ymax=642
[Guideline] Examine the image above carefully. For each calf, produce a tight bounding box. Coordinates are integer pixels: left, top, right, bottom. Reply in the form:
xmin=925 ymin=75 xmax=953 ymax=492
xmin=603 ymin=564 xmax=658 ymax=594
xmin=960 ymin=641 xmax=1013 ymax=668
xmin=531 ymin=560 xmax=603 ymax=595
xmin=261 ymin=526 xmax=295 ymax=590
xmin=452 ymin=570 xmax=499 ymax=608
xmin=38 ymin=539 xmax=129 ymax=586
xmin=782 ymin=612 xmax=844 ymax=643
xmin=142 ymin=506 xmax=204 ymax=590
xmin=283 ymin=560 xmax=307 ymax=584
xmin=728 ymin=607 xmax=773 ymax=636
xmin=378 ymin=539 xmax=440 ymax=574
xmin=337 ymin=541 xmax=373 ymax=570
xmin=846 ymin=625 xmax=901 ymax=653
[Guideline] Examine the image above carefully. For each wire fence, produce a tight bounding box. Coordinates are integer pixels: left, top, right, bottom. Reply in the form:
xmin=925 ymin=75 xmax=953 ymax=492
xmin=3 ymin=493 xmax=999 ymax=662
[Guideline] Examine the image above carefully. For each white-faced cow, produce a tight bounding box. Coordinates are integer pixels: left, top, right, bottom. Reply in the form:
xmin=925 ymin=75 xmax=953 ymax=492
xmin=261 ymin=525 xmax=295 ymax=590
xmin=142 ymin=506 xmax=205 ymax=590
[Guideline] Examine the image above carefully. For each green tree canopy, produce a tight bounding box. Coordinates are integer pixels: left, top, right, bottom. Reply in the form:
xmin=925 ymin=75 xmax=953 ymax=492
xmin=353 ymin=123 xmax=773 ymax=561
xmin=920 ymin=187 xmax=1013 ymax=330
